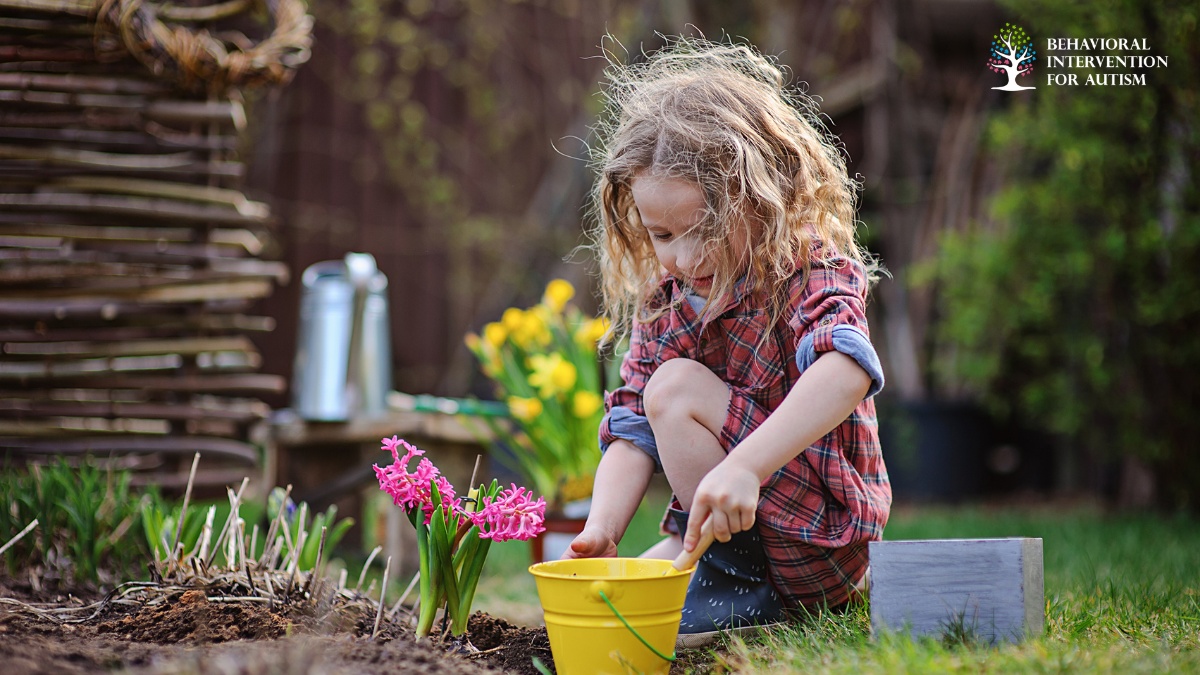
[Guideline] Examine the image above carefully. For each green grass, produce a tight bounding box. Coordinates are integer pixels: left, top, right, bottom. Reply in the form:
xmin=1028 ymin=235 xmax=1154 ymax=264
xmin=726 ymin=504 xmax=1200 ymax=674
xmin=474 ymin=498 xmax=1200 ymax=673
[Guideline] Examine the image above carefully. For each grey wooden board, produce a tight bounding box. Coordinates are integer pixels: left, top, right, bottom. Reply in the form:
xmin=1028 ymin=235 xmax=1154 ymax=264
xmin=869 ymin=538 xmax=1044 ymax=644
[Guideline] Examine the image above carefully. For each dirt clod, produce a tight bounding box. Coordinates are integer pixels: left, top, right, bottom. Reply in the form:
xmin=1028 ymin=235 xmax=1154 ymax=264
xmin=468 ymin=613 xmax=554 ymax=675
xmin=97 ymin=591 xmax=291 ymax=644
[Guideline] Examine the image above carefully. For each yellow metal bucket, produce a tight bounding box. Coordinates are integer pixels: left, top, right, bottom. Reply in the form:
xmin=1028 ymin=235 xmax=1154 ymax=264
xmin=529 ymin=558 xmax=693 ymax=675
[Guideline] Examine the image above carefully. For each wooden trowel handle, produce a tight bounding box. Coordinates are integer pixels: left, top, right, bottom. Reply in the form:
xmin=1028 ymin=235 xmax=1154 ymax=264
xmin=671 ymin=516 xmax=715 ymax=572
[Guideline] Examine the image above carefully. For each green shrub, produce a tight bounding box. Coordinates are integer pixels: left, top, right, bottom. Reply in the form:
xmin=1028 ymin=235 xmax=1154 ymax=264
xmin=927 ymin=1 xmax=1200 ymax=508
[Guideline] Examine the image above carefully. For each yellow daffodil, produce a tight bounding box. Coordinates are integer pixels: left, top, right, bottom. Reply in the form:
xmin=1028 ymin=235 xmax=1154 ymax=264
xmin=466 ymin=291 xmax=608 ymax=508
xmin=527 ymin=353 xmax=577 ymax=398
xmin=482 ymin=322 xmax=507 ymax=349
xmin=572 ymin=390 xmax=603 ymax=418
xmin=501 ymin=307 xmax=525 ymax=333
xmin=507 ymin=396 xmax=543 ymax=422
xmin=512 ymin=305 xmax=552 ymax=348
xmin=573 ymin=317 xmax=611 ymax=351
xmin=559 ymin=474 xmax=594 ymax=503
xmin=543 ymin=279 xmax=575 ymax=313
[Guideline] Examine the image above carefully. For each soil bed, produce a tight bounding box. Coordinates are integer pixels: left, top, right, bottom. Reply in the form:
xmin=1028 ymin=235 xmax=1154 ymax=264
xmin=0 ymin=571 xmax=552 ymax=672
xmin=0 ymin=578 xmax=717 ymax=674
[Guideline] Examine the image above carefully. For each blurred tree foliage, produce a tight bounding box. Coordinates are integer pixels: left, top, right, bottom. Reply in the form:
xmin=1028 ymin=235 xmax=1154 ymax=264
xmin=307 ymin=0 xmax=642 ymax=302
xmin=299 ymin=0 xmax=876 ymax=392
xmin=928 ymin=1 xmax=1199 ymax=508
xmin=300 ymin=0 xmax=653 ymax=394
xmin=311 ymin=0 xmax=615 ymax=220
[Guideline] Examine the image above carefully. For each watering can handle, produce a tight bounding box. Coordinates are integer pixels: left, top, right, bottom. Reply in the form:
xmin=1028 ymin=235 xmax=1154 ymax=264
xmin=343 ymin=253 xmax=377 ymax=413
xmin=671 ymin=516 xmax=714 ymax=572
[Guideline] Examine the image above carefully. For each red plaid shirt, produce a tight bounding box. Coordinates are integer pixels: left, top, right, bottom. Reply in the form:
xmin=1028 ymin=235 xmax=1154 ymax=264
xmin=600 ymin=250 xmax=892 ymax=609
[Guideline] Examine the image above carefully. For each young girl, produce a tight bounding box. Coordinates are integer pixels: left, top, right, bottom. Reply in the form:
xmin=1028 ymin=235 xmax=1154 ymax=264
xmin=565 ymin=38 xmax=891 ymax=642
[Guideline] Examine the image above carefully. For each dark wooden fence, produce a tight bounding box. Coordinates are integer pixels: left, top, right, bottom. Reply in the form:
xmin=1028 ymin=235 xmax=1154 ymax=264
xmin=244 ymin=0 xmax=1008 ymax=407
xmin=0 ymin=0 xmax=311 ymax=489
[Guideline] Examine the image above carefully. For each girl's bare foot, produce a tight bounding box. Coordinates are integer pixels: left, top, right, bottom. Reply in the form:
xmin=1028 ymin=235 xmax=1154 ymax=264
xmin=562 ymin=526 xmax=618 ymax=559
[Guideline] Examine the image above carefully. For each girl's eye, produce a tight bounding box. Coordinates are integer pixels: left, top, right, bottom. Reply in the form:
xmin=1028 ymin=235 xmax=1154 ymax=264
xmin=652 ymin=232 xmax=672 ymax=242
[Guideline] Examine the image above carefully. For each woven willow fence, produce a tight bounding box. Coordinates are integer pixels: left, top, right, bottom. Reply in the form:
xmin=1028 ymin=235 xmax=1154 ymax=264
xmin=0 ymin=0 xmax=312 ymax=490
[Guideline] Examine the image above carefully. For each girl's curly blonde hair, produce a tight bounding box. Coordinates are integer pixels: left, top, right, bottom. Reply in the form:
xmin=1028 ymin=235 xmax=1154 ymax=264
xmin=586 ymin=36 xmax=875 ymax=342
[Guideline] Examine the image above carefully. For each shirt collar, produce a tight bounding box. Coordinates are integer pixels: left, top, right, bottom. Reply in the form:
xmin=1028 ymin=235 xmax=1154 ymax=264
xmin=667 ymin=272 xmax=755 ymax=321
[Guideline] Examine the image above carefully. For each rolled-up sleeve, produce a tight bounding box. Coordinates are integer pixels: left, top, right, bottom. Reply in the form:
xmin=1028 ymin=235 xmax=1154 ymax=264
xmin=787 ymin=257 xmax=884 ymax=398
xmin=601 ymin=407 xmax=662 ymax=472
xmin=795 ymin=325 xmax=884 ymax=398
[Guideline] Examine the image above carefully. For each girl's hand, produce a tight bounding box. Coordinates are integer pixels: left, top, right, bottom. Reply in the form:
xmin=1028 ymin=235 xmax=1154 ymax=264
xmin=562 ymin=526 xmax=618 ymax=559
xmin=684 ymin=460 xmax=760 ymax=550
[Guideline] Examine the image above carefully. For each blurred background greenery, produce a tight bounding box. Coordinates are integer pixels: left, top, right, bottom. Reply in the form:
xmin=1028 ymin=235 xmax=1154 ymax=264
xmin=246 ymin=0 xmax=1199 ymax=511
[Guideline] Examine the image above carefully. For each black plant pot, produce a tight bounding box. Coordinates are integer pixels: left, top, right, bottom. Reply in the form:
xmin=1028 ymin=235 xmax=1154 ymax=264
xmin=877 ymin=400 xmax=993 ymax=503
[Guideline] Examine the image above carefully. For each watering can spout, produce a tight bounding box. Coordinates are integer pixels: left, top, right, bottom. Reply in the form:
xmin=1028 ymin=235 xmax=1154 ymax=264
xmin=292 ymin=252 xmax=393 ymax=421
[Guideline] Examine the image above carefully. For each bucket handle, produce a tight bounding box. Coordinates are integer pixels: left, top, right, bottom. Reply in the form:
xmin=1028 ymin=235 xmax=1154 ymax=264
xmin=597 ymin=589 xmax=677 ymax=663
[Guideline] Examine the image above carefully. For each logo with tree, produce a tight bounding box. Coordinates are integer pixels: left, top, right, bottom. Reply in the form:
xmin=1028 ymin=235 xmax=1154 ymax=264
xmin=988 ymin=23 xmax=1036 ymax=91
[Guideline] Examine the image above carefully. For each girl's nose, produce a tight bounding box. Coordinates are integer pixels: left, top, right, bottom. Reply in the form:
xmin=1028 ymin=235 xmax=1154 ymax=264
xmin=673 ymin=241 xmax=698 ymax=273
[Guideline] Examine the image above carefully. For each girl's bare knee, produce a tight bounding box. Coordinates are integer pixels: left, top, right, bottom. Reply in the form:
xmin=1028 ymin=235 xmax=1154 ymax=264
xmin=643 ymin=358 xmax=719 ymax=420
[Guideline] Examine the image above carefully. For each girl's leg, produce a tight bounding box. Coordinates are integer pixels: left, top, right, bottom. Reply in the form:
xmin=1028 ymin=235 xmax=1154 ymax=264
xmin=574 ymin=357 xmax=727 ymax=560
xmin=634 ymin=359 xmax=727 ymax=560
xmin=643 ymin=358 xmax=731 ymax=511
xmin=564 ymin=439 xmax=655 ymax=559
xmin=645 ymin=359 xmax=786 ymax=637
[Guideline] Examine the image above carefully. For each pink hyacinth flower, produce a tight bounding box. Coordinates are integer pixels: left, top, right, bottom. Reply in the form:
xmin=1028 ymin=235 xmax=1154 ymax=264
xmin=470 ymin=484 xmax=547 ymax=542
xmin=424 ymin=472 xmax=463 ymax=526
xmin=381 ymin=435 xmax=422 ymax=463
xmin=374 ymin=437 xmax=443 ymax=517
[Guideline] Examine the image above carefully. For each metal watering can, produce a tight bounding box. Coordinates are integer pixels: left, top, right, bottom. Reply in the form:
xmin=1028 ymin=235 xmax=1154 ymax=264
xmin=292 ymin=252 xmax=393 ymax=421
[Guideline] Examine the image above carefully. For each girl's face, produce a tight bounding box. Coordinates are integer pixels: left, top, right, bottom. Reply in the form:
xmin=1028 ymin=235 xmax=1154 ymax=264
xmin=631 ymin=175 xmax=745 ymax=299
